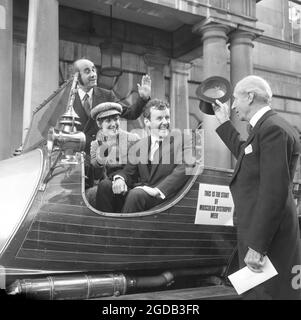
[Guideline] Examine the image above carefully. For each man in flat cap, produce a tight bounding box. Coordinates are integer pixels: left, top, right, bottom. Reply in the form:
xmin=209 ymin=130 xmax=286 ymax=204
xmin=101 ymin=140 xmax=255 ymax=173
xmin=89 ymin=102 xmax=140 ymax=211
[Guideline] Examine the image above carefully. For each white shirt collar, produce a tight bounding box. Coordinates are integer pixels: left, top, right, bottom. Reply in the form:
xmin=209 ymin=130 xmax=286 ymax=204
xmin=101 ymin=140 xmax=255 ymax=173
xmin=249 ymin=106 xmax=271 ymax=128
xmin=149 ymin=135 xmax=161 ymax=161
xmin=78 ymin=87 xmax=93 ymax=101
xmin=150 ymin=135 xmax=163 ymax=146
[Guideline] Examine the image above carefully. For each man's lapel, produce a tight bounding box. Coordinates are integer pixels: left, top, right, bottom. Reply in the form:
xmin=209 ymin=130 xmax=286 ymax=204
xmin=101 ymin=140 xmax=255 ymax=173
xmin=230 ymin=110 xmax=276 ymax=184
xmin=74 ymin=93 xmax=89 ymax=130
xmin=92 ymin=87 xmax=101 ymax=107
xmin=83 ymin=88 xmax=99 ymax=133
xmin=138 ymin=136 xmax=151 ymax=179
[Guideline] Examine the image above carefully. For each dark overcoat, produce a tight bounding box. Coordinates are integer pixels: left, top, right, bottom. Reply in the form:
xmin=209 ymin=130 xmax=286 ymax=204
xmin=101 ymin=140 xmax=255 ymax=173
xmin=216 ymin=110 xmax=301 ymax=300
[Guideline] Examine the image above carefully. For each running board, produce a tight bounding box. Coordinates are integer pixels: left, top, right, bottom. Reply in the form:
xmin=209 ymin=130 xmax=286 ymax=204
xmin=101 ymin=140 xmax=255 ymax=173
xmin=92 ymin=285 xmax=240 ymax=300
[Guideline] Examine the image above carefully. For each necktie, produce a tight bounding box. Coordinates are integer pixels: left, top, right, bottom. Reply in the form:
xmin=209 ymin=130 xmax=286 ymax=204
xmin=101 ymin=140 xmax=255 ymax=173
xmin=246 ymin=123 xmax=253 ymax=136
xmin=149 ymin=140 xmax=159 ymax=162
xmin=82 ymin=93 xmax=91 ymax=116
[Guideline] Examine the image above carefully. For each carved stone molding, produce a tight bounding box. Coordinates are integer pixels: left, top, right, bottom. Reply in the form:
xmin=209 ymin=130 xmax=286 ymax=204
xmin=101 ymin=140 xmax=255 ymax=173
xmin=169 ymin=59 xmax=192 ymax=76
xmin=143 ymin=53 xmax=170 ymax=69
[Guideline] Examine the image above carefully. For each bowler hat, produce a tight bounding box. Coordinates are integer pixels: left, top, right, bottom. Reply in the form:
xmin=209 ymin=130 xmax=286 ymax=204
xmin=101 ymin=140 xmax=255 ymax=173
xmin=196 ymin=76 xmax=232 ymax=115
xmin=91 ymin=102 xmax=122 ymax=120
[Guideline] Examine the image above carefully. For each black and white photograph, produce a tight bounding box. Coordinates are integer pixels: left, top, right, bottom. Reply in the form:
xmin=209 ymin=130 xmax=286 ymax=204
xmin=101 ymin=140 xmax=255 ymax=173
xmin=0 ymin=0 xmax=301 ymax=310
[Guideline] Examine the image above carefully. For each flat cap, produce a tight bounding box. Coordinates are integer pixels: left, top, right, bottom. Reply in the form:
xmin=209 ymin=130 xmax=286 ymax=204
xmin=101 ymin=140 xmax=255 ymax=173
xmin=196 ymin=76 xmax=232 ymax=115
xmin=91 ymin=102 xmax=122 ymax=120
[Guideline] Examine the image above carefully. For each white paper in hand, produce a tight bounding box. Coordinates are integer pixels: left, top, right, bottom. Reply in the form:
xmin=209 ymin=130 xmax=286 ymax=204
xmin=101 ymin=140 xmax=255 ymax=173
xmin=228 ymin=256 xmax=278 ymax=295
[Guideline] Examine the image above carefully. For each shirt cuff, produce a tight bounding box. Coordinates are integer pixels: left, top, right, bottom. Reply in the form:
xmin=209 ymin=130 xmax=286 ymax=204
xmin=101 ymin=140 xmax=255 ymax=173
xmin=154 ymin=187 xmax=165 ymax=199
xmin=216 ymin=119 xmax=231 ymax=132
xmin=139 ymin=95 xmax=151 ymax=102
xmin=248 ymin=247 xmax=266 ymax=257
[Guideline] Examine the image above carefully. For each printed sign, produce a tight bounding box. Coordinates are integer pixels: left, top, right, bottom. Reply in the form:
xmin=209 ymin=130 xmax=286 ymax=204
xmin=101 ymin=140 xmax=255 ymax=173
xmin=195 ymin=183 xmax=234 ymax=226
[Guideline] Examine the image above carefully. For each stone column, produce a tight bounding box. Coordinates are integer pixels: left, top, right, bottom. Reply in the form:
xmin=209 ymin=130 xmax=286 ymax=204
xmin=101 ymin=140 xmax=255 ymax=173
xmin=22 ymin=0 xmax=59 ymax=143
xmin=169 ymin=60 xmax=191 ymax=131
xmin=229 ymin=30 xmax=255 ymax=139
xmin=193 ymin=22 xmax=231 ymax=169
xmin=0 ymin=0 xmax=12 ymax=160
xmin=144 ymin=54 xmax=169 ymax=101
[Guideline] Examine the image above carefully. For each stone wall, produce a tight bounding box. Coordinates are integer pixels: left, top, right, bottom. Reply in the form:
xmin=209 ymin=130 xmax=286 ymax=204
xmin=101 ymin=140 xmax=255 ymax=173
xmin=8 ymin=0 xmax=301 ymax=155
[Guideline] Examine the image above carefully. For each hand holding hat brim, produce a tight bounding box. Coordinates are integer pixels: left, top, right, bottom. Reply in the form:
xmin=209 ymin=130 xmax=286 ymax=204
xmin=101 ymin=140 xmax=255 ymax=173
xmin=212 ymin=99 xmax=230 ymax=124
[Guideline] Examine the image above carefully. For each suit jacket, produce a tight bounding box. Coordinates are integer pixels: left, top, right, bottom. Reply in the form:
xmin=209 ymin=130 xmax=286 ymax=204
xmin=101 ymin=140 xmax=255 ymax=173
xmin=216 ymin=110 xmax=301 ymax=299
xmin=118 ymin=131 xmax=195 ymax=198
xmin=73 ymin=86 xmax=148 ymax=154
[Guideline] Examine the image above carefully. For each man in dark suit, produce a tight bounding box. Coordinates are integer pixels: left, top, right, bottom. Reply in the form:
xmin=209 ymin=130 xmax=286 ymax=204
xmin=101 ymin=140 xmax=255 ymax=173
xmin=73 ymin=58 xmax=151 ymax=155
xmin=213 ymin=75 xmax=301 ymax=299
xmin=73 ymin=58 xmax=151 ymax=187
xmin=96 ymin=99 xmax=195 ymax=213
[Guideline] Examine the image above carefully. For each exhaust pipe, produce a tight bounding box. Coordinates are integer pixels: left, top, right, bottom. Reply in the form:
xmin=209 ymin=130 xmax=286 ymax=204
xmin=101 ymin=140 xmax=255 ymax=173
xmin=8 ymin=273 xmax=127 ymax=300
xmin=7 ymin=266 xmax=224 ymax=300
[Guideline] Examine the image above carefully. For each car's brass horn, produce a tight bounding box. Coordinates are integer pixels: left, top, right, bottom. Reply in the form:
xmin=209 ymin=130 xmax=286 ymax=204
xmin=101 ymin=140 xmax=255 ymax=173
xmin=47 ymin=72 xmax=86 ymax=164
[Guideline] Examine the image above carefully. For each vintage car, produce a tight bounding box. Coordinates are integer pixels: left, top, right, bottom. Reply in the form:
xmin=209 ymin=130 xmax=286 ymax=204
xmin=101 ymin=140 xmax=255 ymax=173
xmin=0 ymin=75 xmax=300 ymax=300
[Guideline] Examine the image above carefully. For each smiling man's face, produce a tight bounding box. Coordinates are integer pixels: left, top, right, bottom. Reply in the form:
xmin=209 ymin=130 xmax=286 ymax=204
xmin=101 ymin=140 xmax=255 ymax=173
xmin=145 ymin=107 xmax=170 ymax=139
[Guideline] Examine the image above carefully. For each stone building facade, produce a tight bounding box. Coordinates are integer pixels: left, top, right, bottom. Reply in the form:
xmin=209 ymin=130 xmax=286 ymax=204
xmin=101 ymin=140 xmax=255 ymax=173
xmin=1 ymin=0 xmax=301 ymax=174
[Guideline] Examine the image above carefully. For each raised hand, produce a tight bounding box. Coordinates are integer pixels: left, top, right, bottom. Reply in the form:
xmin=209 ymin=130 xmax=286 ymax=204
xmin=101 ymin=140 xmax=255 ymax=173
xmin=137 ymin=74 xmax=151 ymax=100
xmin=212 ymin=99 xmax=230 ymax=125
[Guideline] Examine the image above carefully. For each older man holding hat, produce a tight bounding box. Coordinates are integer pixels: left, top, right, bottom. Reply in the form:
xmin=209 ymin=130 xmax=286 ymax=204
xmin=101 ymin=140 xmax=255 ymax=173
xmin=88 ymin=102 xmax=140 ymax=211
xmin=212 ymin=75 xmax=301 ymax=300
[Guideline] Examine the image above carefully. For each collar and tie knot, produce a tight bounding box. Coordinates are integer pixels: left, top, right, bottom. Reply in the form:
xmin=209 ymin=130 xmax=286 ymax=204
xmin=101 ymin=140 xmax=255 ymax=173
xmin=82 ymin=93 xmax=91 ymax=116
xmin=149 ymin=139 xmax=160 ymax=162
xmin=246 ymin=123 xmax=253 ymax=136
